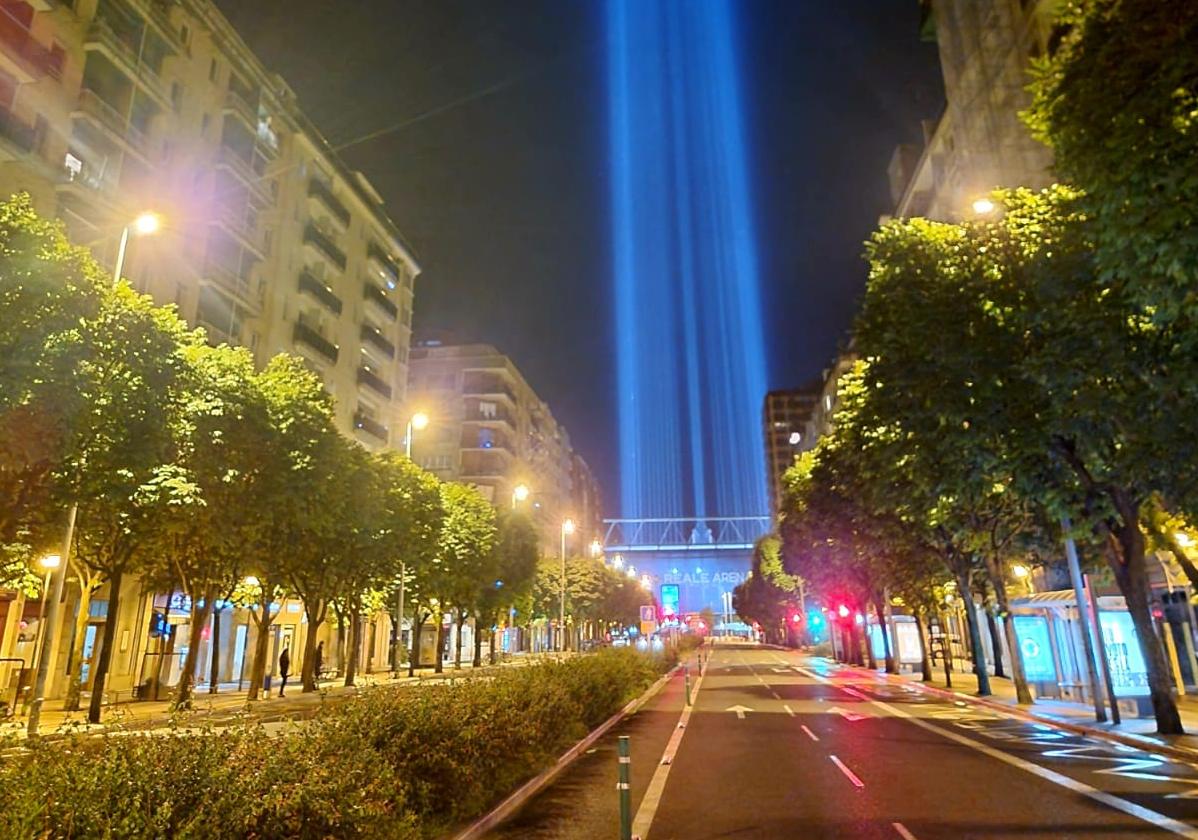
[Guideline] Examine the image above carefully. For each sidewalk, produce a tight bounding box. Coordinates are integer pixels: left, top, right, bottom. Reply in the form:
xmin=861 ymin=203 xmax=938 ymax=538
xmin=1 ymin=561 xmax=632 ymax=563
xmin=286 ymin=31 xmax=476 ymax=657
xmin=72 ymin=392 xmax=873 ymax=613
xmin=1 ymin=655 xmax=548 ymax=740
xmin=844 ymin=657 xmax=1198 ymax=760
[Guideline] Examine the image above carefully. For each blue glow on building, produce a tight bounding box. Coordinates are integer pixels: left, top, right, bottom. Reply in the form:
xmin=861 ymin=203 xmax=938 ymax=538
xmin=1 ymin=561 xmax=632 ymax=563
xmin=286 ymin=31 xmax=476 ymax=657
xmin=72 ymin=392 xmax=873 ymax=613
xmin=608 ymin=0 xmax=769 ymax=520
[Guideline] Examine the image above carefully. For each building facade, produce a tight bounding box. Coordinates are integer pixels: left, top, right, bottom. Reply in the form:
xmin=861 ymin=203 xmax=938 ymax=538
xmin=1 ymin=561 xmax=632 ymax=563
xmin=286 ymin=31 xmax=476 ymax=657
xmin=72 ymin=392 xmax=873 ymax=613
xmin=407 ymin=341 xmax=602 ymax=549
xmin=889 ymin=0 xmax=1057 ymax=221
xmin=0 ymin=0 xmax=423 ymax=708
xmin=762 ymin=385 xmax=820 ymax=517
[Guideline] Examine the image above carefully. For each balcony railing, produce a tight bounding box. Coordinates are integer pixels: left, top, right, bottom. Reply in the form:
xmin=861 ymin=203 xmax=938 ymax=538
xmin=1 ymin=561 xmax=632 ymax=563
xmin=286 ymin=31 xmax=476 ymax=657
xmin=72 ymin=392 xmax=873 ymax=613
xmin=357 ymin=366 xmax=392 ymax=399
xmin=0 ymin=107 xmax=35 ymax=152
xmin=308 ymin=178 xmax=350 ymax=227
xmin=362 ymin=282 xmax=398 ymax=320
xmin=359 ymin=324 xmax=395 ymax=357
xmin=0 ymin=15 xmax=63 ymax=79
xmin=298 ymin=270 xmax=342 ymax=315
xmin=354 ymin=411 xmax=388 ymax=442
xmin=293 ymin=321 xmax=338 ymax=363
xmin=367 ymin=240 xmax=400 ymax=283
xmin=303 ymin=222 xmax=347 ymax=270
xmin=75 ymin=89 xmax=148 ymax=153
xmin=85 ymin=18 xmax=169 ymax=104
xmin=463 ymin=377 xmax=518 ymax=403
xmin=224 ymin=87 xmax=258 ymax=127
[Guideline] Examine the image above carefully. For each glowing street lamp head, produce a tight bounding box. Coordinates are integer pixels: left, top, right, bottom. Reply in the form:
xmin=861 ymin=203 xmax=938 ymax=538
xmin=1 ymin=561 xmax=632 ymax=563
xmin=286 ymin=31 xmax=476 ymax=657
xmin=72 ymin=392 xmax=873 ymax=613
xmin=132 ymin=211 xmax=162 ymax=236
xmin=243 ymin=575 xmax=260 ymax=587
xmin=639 ymin=575 xmax=651 ymax=589
xmin=562 ymin=518 xmax=576 ymax=536
xmin=971 ymin=197 xmax=996 ymax=216
xmin=40 ymin=553 xmax=61 ymax=570
xmin=613 ymin=554 xmax=624 ymax=569
xmin=512 ymin=484 xmax=530 ymax=503
xmin=590 ymin=539 xmax=602 ymax=557
xmin=627 ymin=566 xmax=636 ymax=579
xmin=1011 ymin=564 xmax=1030 ymax=579
xmin=410 ymin=411 xmax=430 ymax=431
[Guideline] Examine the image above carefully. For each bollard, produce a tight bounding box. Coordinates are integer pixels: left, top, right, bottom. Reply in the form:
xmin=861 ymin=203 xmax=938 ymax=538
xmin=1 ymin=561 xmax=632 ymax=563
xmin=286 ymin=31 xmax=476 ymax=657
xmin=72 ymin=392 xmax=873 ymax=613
xmin=618 ymin=735 xmax=632 ymax=840
xmin=684 ymin=665 xmax=691 ymax=707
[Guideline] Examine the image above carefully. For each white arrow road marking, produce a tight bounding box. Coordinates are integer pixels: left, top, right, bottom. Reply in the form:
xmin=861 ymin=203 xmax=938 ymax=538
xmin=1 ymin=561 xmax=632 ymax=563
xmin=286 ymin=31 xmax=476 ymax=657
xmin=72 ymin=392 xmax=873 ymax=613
xmin=726 ymin=704 xmax=753 ymax=719
xmin=828 ymin=705 xmax=870 ymax=722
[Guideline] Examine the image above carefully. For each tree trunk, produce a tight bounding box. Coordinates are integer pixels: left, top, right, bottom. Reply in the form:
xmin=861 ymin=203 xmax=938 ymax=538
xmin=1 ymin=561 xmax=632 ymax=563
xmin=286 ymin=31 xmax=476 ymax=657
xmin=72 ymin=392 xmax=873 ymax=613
xmin=861 ymin=613 xmax=877 ymax=670
xmin=987 ymin=561 xmax=1032 ymax=704
xmin=408 ymin=613 xmax=423 ymax=677
xmin=345 ymin=601 xmax=361 ymax=687
xmin=984 ymin=601 xmax=1006 ymax=678
xmin=87 ymin=566 xmax=123 ymax=724
xmin=434 ymin=611 xmax=445 ymax=674
xmin=174 ymin=583 xmax=217 ymax=709
xmin=1107 ymin=507 xmax=1183 ymax=734
xmin=301 ymin=608 xmax=322 ymax=692
xmin=62 ymin=581 xmax=95 ymax=712
xmin=473 ymin=617 xmax=484 ymax=668
xmin=914 ymin=610 xmax=933 ymax=682
xmin=956 ymin=570 xmax=991 ymax=696
xmin=247 ymin=594 xmax=274 ymax=702
xmin=873 ymin=594 xmax=897 ymax=674
xmin=454 ymin=609 xmax=464 ymax=669
xmin=209 ymin=606 xmax=222 ymax=694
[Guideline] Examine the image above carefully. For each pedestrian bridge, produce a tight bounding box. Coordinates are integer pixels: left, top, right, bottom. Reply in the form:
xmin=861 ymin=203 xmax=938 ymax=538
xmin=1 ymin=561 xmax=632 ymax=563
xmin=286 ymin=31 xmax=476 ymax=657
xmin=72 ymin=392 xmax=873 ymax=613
xmin=601 ymin=517 xmax=771 ymax=614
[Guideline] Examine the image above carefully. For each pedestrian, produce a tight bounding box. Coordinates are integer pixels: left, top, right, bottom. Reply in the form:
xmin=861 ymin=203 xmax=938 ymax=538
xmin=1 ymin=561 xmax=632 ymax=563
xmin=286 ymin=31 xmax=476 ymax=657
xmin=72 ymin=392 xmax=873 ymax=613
xmin=314 ymin=641 xmax=324 ymax=683
xmin=278 ymin=645 xmax=291 ymax=697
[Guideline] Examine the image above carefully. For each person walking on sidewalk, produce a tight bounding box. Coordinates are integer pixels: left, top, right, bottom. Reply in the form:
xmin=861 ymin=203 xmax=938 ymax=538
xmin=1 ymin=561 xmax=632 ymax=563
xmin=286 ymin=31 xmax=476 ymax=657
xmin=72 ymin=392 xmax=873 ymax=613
xmin=278 ymin=646 xmax=291 ymax=697
xmin=313 ymin=641 xmax=324 ymax=683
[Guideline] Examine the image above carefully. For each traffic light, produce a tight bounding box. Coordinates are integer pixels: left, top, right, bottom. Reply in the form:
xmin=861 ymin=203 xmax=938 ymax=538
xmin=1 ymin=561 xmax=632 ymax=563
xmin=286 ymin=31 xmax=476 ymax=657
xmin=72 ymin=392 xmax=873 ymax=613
xmin=809 ymin=613 xmax=824 ymax=628
xmin=836 ymin=604 xmax=850 ymax=619
xmin=790 ymin=612 xmax=802 ymax=624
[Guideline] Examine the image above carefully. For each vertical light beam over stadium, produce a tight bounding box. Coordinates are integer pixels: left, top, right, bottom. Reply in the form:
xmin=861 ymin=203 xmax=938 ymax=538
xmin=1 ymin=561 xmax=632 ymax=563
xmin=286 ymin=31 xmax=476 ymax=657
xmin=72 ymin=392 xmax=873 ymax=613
xmin=608 ymin=0 xmax=769 ymax=521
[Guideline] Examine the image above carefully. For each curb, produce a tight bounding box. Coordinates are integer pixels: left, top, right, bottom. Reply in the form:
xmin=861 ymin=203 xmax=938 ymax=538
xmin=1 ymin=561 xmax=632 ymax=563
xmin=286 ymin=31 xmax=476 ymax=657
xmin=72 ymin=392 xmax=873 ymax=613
xmin=451 ymin=665 xmax=679 ymax=840
xmin=828 ymin=659 xmax=1198 ymax=765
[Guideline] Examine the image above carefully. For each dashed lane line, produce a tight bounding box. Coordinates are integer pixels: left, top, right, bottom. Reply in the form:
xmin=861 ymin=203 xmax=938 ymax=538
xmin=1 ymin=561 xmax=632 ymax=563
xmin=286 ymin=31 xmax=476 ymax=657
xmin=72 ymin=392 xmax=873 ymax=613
xmin=793 ymin=665 xmax=1198 ymax=839
xmin=829 ymin=754 xmax=865 ymax=788
xmin=892 ymin=822 xmax=918 ymax=840
xmin=801 ymin=724 xmax=820 ymax=742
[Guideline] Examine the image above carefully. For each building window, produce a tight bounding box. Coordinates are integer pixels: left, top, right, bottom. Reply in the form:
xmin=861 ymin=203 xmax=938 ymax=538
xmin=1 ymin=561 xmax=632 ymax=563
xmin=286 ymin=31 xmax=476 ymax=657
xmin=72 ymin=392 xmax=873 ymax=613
xmin=209 ymin=58 xmax=219 ymax=83
xmin=170 ymin=82 xmax=182 ymax=110
xmin=179 ymin=23 xmax=191 ymax=46
xmin=478 ymin=428 xmax=494 ymax=448
xmin=478 ymin=401 xmax=497 ymax=419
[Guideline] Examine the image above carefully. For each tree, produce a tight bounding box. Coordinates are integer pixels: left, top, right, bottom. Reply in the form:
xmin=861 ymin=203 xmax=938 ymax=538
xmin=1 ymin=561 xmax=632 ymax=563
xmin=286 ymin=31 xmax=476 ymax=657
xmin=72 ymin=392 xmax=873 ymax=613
xmin=0 ymin=194 xmax=105 ymax=548
xmin=475 ymin=509 xmax=539 ymax=665
xmin=52 ymin=284 xmax=196 ymax=723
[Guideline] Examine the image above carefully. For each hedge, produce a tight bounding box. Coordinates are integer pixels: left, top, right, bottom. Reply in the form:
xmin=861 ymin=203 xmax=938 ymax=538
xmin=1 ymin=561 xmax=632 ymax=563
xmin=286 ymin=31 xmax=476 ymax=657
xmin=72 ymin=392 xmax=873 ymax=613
xmin=0 ymin=647 xmax=672 ymax=839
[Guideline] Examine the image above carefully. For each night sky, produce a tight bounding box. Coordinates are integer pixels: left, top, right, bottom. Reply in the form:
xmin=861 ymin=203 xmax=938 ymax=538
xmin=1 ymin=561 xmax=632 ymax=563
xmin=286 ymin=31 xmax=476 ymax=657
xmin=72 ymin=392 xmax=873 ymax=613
xmin=218 ymin=0 xmax=943 ymax=507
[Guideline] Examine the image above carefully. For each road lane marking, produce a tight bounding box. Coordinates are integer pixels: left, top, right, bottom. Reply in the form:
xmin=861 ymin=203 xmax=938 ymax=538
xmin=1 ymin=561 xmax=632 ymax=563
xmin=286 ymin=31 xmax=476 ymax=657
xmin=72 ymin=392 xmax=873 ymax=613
xmin=801 ymin=724 xmax=820 ymax=742
xmin=783 ymin=704 xmax=795 ymax=717
xmin=829 ymin=754 xmax=865 ymax=788
xmin=631 ymin=652 xmax=709 ymax=839
xmin=892 ymin=822 xmax=917 ymax=840
xmin=726 ymin=704 xmax=752 ymax=719
xmin=793 ymin=665 xmax=1198 ymax=839
xmin=828 ymin=705 xmax=870 ymax=722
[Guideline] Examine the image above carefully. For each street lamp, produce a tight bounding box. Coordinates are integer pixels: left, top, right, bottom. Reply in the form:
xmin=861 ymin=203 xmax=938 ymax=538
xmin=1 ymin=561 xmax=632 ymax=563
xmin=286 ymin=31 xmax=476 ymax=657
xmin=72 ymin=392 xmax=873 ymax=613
xmin=590 ymin=539 xmax=602 ymax=558
xmin=30 ymin=554 xmax=61 ymax=673
xmin=626 ymin=566 xmax=636 ymax=579
xmin=113 ymin=211 xmax=163 ymax=283
xmin=404 ymin=411 xmax=429 ymax=459
xmin=971 ymin=197 xmax=996 ymax=216
xmin=512 ymin=483 xmax=530 ymax=508
xmin=560 ymin=518 xmax=575 ymax=653
xmin=1012 ymin=564 xmax=1035 ymax=594
xmin=612 ymin=554 xmax=624 ymax=569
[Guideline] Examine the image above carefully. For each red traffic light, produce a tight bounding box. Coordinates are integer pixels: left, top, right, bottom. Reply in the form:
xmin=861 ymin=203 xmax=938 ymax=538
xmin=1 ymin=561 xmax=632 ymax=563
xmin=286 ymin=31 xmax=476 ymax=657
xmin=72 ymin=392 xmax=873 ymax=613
xmin=836 ymin=604 xmax=850 ymax=618
xmin=790 ymin=613 xmax=802 ymax=624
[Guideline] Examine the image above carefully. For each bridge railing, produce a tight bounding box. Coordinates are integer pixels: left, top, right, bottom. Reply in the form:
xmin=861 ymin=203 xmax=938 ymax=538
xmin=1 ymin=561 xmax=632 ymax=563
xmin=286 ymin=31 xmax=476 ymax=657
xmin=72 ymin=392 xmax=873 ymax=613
xmin=601 ymin=517 xmax=771 ymax=551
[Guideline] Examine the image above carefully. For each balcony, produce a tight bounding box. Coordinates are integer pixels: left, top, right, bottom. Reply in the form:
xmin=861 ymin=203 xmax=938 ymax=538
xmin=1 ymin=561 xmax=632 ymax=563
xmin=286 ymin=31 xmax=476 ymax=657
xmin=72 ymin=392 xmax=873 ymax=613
xmin=363 ymin=282 xmax=398 ymax=320
xmin=293 ymin=321 xmax=338 ymax=363
xmin=367 ymin=240 xmax=400 ymax=284
xmin=215 ymin=145 xmax=268 ymax=200
xmin=0 ymin=107 xmax=35 ymax=154
xmin=0 ymin=14 xmax=62 ymax=82
xmin=357 ymin=366 xmax=392 ymax=399
xmin=462 ymin=375 xmax=517 ymax=404
xmin=308 ymin=178 xmax=350 ymax=228
xmin=298 ymin=270 xmax=342 ymax=315
xmin=74 ymin=89 xmax=149 ymax=159
xmin=354 ymin=411 xmax=388 ymax=443
xmin=223 ymin=88 xmax=258 ymax=128
xmin=463 ymin=403 xmax=516 ymax=428
xmin=303 ymin=222 xmax=346 ymax=270
xmin=84 ymin=19 xmax=170 ymax=106
xmin=359 ymin=324 xmax=395 ymax=358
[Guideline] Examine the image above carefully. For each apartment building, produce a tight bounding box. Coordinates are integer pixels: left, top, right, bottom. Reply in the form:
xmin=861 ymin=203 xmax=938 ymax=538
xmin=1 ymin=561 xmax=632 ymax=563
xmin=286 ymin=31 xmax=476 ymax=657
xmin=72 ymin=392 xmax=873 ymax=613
xmin=0 ymin=0 xmax=418 ymax=446
xmin=762 ymin=384 xmax=821 ymax=517
xmin=888 ymin=0 xmax=1057 ymax=221
xmin=407 ymin=342 xmax=603 ymax=549
xmin=0 ymin=0 xmax=421 ymax=707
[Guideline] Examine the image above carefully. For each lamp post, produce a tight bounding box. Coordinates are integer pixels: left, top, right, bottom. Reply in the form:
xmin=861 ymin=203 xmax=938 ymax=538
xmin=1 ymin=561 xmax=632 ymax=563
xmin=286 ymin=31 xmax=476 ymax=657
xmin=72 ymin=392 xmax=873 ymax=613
xmin=29 ymin=554 xmax=61 ymax=675
xmin=113 ymin=211 xmax=162 ymax=283
xmin=560 ymin=518 xmax=575 ymax=652
xmin=27 ymin=508 xmax=76 ymax=736
xmin=512 ymin=483 xmax=530 ymax=509
xmin=404 ymin=411 xmax=429 ymax=460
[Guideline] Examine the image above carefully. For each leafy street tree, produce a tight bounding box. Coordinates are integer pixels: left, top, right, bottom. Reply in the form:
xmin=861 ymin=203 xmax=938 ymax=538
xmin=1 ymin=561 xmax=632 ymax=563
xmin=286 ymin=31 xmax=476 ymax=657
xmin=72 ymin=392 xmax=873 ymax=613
xmin=435 ymin=483 xmax=497 ymax=671
xmin=0 ymin=195 xmax=104 ymax=548
xmin=474 ymin=509 xmax=539 ymax=665
xmin=54 ymin=285 xmax=197 ymax=723
xmin=732 ymin=536 xmax=800 ymax=647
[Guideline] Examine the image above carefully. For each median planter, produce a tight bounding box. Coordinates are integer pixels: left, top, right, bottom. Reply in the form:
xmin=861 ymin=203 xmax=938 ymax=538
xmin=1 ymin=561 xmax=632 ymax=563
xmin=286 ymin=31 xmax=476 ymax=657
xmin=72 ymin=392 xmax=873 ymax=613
xmin=0 ymin=648 xmax=669 ymax=839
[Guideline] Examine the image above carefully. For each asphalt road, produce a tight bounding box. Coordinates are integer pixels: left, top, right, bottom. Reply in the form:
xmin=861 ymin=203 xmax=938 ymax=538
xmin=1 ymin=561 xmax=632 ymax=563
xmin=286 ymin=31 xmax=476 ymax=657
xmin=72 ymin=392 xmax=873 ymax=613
xmin=487 ymin=643 xmax=1198 ymax=839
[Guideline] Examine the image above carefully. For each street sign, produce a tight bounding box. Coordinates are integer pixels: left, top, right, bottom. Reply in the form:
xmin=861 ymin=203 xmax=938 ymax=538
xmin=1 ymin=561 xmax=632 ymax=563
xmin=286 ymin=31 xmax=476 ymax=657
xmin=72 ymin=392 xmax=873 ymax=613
xmin=640 ymin=620 xmax=657 ymax=637
xmin=640 ymin=605 xmax=656 ymax=622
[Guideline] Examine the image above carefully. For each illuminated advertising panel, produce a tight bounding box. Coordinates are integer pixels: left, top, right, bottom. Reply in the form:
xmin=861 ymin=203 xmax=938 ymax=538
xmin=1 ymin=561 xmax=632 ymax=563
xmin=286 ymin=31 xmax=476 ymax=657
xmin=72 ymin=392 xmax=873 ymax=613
xmin=660 ymin=584 xmax=680 ymax=617
xmin=1099 ymin=611 xmax=1150 ymax=697
xmin=1012 ymin=615 xmax=1056 ymax=682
